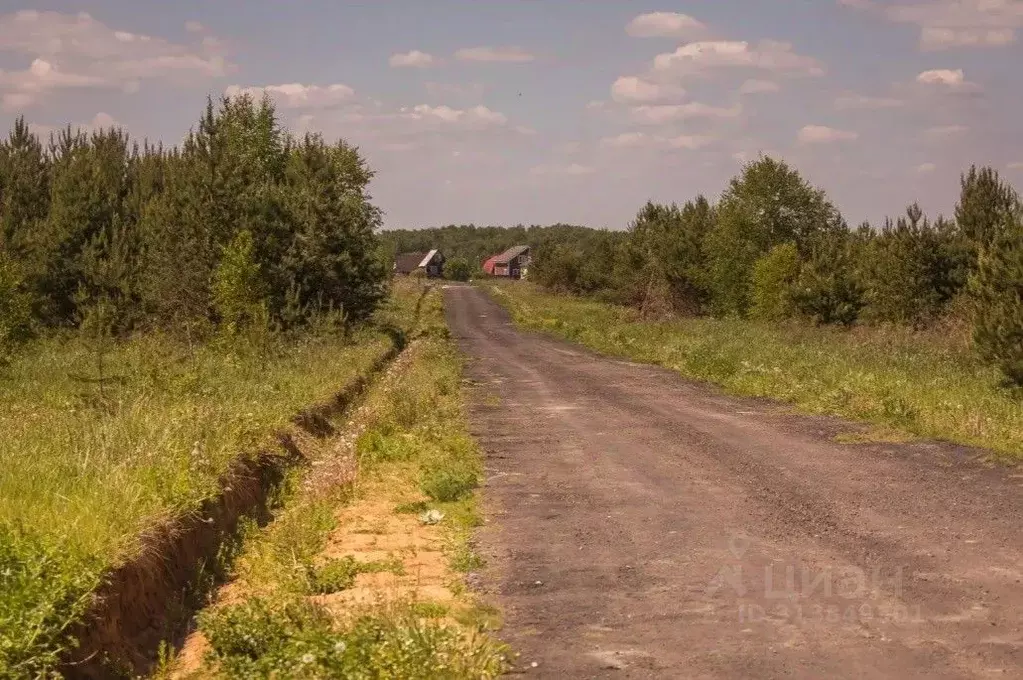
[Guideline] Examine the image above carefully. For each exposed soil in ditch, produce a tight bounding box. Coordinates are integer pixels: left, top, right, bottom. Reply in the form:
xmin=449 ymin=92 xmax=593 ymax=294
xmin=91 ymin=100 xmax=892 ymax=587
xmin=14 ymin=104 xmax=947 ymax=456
xmin=62 ymin=339 xmax=404 ymax=679
xmin=168 ymin=337 xmax=466 ymax=678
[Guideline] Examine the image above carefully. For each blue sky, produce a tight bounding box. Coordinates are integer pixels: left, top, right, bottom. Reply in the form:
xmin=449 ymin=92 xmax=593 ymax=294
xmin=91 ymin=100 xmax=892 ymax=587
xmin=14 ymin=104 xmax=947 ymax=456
xmin=1 ymin=1 xmax=1022 ymax=229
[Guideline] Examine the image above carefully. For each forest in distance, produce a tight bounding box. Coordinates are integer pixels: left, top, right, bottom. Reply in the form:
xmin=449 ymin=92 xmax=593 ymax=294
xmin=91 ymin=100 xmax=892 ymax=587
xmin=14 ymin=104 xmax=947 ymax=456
xmin=2 ymin=92 xmax=1020 ymax=389
xmin=384 ymin=160 xmax=1023 ymax=390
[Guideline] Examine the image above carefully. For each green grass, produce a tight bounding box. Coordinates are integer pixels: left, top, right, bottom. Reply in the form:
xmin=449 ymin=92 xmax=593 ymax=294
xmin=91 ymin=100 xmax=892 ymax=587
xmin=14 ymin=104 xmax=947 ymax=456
xmin=189 ymin=284 xmax=508 ymax=678
xmin=0 ymin=286 xmax=426 ymax=677
xmin=199 ymin=597 xmax=506 ymax=679
xmin=490 ymin=282 xmax=1023 ymax=459
xmin=308 ymin=556 xmax=405 ymax=595
xmin=419 ymin=466 xmax=478 ymax=503
xmin=0 ymin=331 xmax=390 ymax=560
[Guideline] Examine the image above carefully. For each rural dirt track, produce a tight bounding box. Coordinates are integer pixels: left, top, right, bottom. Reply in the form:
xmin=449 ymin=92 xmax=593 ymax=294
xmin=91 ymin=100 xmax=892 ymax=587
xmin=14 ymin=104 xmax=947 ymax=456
xmin=444 ymin=284 xmax=1023 ymax=679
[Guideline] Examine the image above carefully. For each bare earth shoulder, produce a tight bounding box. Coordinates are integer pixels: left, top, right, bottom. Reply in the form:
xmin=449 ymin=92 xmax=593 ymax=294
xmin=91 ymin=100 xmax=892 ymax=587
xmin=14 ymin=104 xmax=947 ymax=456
xmin=444 ymin=284 xmax=1023 ymax=679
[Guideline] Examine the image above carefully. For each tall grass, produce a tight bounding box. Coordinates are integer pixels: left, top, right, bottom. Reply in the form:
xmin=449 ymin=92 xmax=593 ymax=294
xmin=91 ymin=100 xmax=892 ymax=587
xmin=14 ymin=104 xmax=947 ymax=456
xmin=190 ymin=287 xmax=507 ymax=679
xmin=491 ymin=282 xmax=1023 ymax=458
xmin=0 ymin=331 xmax=390 ymax=565
xmin=0 ymin=286 xmax=425 ymax=676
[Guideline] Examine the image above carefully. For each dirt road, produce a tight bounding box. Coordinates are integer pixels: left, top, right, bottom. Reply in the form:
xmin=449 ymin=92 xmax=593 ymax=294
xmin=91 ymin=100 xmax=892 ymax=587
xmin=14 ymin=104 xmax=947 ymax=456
xmin=444 ymin=284 xmax=1023 ymax=679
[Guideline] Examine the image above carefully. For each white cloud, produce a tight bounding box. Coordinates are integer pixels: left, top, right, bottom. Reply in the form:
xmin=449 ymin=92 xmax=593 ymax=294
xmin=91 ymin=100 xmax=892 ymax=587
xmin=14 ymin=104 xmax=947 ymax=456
xmin=652 ymin=40 xmax=824 ymax=78
xmin=798 ymin=124 xmax=859 ymax=144
xmin=0 ymin=10 xmax=232 ymax=109
xmin=389 ymin=50 xmax=437 ymax=68
xmin=611 ymin=76 xmax=685 ymax=104
xmin=600 ymin=131 xmax=716 ymax=150
xmin=915 ymin=68 xmax=982 ymax=94
xmin=841 ymin=0 xmax=1023 ymax=50
xmin=629 ymin=102 xmax=741 ymax=125
xmin=915 ymin=162 xmax=937 ymax=173
xmin=834 ymin=93 xmax=904 ymax=109
xmin=424 ymin=81 xmax=485 ymax=100
xmin=225 ymin=83 xmax=356 ymax=110
xmin=920 ymin=26 xmax=1015 ymax=48
xmin=530 ymin=163 xmax=596 ymax=176
xmin=923 ymin=124 xmax=968 ymax=139
xmin=28 ymin=111 xmax=119 ymax=137
xmin=184 ymin=20 xmax=205 ymax=34
xmin=916 ymin=68 xmax=965 ymax=86
xmin=666 ymin=134 xmax=716 ymax=150
xmin=738 ymin=79 xmax=780 ymax=95
xmin=1008 ymin=161 xmax=1023 ymax=170
xmin=401 ymin=104 xmax=508 ymax=127
xmin=625 ymin=12 xmax=708 ymax=39
xmin=1 ymin=92 xmax=34 ymax=111
xmin=0 ymin=59 xmax=104 ymax=111
xmin=297 ymin=99 xmax=528 ymax=153
xmin=454 ymin=46 xmax=535 ymax=63
xmin=601 ymin=132 xmax=654 ymax=148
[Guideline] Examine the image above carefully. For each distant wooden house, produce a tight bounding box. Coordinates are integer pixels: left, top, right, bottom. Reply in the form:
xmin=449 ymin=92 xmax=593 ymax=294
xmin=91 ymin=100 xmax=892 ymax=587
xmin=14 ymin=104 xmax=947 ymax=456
xmin=394 ymin=249 xmax=445 ymax=278
xmin=490 ymin=245 xmax=531 ymax=279
xmin=482 ymin=254 xmax=499 ymax=276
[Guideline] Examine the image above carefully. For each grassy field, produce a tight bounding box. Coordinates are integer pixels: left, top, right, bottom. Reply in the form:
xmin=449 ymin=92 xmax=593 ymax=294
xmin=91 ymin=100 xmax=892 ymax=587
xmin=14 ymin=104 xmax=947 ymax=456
xmin=0 ymin=287 xmax=421 ymax=676
xmin=177 ymin=286 xmax=508 ymax=679
xmin=489 ymin=282 xmax=1023 ymax=459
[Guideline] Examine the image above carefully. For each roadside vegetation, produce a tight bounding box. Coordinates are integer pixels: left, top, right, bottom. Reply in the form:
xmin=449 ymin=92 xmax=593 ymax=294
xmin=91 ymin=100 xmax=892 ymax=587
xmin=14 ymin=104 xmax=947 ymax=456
xmin=177 ymin=284 xmax=508 ymax=679
xmin=0 ymin=96 xmax=393 ymax=677
xmin=528 ymin=159 xmax=1023 ymax=393
xmin=492 ymin=282 xmax=1023 ymax=457
xmin=0 ymin=327 xmax=394 ymax=673
xmin=483 ymin=157 xmax=1023 ymax=459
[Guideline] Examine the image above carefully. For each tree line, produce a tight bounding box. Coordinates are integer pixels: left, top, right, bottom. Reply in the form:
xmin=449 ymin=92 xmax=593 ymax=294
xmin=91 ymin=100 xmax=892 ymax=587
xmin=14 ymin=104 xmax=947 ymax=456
xmin=378 ymin=223 xmax=594 ymax=281
xmin=530 ymin=157 xmax=1023 ymax=388
xmin=0 ymin=95 xmax=386 ymax=357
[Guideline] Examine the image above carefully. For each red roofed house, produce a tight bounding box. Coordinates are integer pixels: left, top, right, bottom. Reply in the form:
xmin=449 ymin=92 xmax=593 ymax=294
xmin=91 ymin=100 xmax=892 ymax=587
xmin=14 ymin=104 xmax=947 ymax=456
xmin=482 ymin=255 xmax=499 ymax=276
xmin=490 ymin=245 xmax=531 ymax=279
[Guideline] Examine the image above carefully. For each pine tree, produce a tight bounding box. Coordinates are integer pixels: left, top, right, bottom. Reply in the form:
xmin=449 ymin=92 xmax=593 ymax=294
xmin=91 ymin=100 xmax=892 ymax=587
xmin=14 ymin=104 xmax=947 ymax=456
xmin=0 ymin=97 xmax=388 ymax=336
xmin=0 ymin=117 xmax=50 ymax=255
xmin=39 ymin=127 xmax=131 ymax=325
xmin=859 ymin=205 xmax=945 ymax=325
xmin=973 ymin=214 xmax=1023 ymax=387
xmin=956 ymin=166 xmax=1020 ymax=257
xmin=613 ymin=198 xmax=713 ymax=316
xmin=0 ymin=118 xmax=51 ymax=319
xmin=791 ymin=230 xmax=864 ymax=326
xmin=136 ymin=150 xmax=218 ymax=327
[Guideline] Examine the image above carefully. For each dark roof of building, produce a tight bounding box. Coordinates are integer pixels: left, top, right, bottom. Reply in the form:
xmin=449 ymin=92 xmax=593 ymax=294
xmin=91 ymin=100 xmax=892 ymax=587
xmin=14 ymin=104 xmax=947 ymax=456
xmin=494 ymin=245 xmax=530 ymax=265
xmin=394 ymin=251 xmax=429 ymax=273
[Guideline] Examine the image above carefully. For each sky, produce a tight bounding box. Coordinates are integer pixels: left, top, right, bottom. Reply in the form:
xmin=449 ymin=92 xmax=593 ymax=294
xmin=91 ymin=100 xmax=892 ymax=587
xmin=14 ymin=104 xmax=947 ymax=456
xmin=1 ymin=1 xmax=1022 ymax=230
